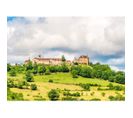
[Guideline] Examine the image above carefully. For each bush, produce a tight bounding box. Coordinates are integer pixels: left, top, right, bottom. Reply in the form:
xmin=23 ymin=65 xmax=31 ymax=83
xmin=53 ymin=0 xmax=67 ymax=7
xmin=7 ymin=88 xmax=24 ymax=100
xmin=45 ymin=69 xmax=51 ymax=75
xmin=113 ymin=85 xmax=125 ymax=91
xmin=7 ymin=79 xmax=15 ymax=88
xmin=71 ymin=70 xmax=78 ymax=78
xmin=7 ymin=63 xmax=12 ymax=72
xmin=17 ymin=81 xmax=29 ymax=89
xmin=72 ymin=92 xmax=80 ymax=97
xmin=90 ymin=98 xmax=101 ymax=101
xmin=48 ymin=89 xmax=60 ymax=101
xmin=25 ymin=71 xmax=34 ymax=82
xmin=79 ymin=83 xmax=90 ymax=91
xmin=101 ymin=92 xmax=105 ymax=97
xmin=31 ymin=84 xmax=37 ymax=90
xmin=9 ymin=69 xmax=16 ymax=76
xmin=38 ymin=64 xmax=46 ymax=75
xmin=107 ymin=83 xmax=114 ymax=90
xmin=61 ymin=64 xmax=69 ymax=72
xmin=115 ymin=72 xmax=125 ymax=84
xmin=62 ymin=97 xmax=78 ymax=101
xmin=48 ymin=79 xmax=53 ymax=83
xmin=108 ymin=94 xmax=125 ymax=101
xmin=79 ymin=66 xmax=92 ymax=78
xmin=71 ymin=65 xmax=81 ymax=75
xmin=90 ymin=92 xmax=95 ymax=96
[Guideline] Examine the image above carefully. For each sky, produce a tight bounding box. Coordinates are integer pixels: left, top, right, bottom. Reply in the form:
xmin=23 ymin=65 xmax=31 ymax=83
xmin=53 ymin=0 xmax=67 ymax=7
xmin=7 ymin=16 xmax=125 ymax=71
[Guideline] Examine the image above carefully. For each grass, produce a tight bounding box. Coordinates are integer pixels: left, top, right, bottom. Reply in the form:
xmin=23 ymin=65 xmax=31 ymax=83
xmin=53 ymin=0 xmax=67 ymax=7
xmin=34 ymin=73 xmax=122 ymax=86
xmin=7 ymin=72 xmax=125 ymax=101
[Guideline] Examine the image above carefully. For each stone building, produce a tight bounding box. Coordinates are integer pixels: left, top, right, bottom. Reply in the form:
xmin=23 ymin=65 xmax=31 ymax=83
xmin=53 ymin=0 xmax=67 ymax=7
xmin=25 ymin=57 xmax=71 ymax=65
xmin=24 ymin=55 xmax=89 ymax=65
xmin=73 ymin=55 xmax=89 ymax=65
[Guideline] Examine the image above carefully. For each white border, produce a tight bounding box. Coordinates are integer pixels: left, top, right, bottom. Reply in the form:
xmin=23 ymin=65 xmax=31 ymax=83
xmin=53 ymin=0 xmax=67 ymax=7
xmin=0 ymin=0 xmax=133 ymax=118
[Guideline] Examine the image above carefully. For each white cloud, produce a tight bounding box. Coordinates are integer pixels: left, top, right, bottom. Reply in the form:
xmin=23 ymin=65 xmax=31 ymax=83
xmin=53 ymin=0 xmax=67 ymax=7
xmin=7 ymin=16 xmax=125 ymax=69
xmin=107 ymin=57 xmax=125 ymax=66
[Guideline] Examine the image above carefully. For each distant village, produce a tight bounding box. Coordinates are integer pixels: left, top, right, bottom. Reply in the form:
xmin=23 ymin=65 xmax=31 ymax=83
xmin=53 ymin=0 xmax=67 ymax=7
xmin=25 ymin=55 xmax=89 ymax=65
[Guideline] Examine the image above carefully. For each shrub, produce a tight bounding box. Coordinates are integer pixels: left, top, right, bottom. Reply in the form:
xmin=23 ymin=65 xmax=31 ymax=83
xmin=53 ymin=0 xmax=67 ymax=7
xmin=17 ymin=81 xmax=29 ymax=89
xmin=7 ymin=88 xmax=24 ymax=100
xmin=101 ymin=92 xmax=105 ymax=97
xmin=63 ymin=91 xmax=80 ymax=97
xmin=38 ymin=64 xmax=46 ymax=75
xmin=25 ymin=71 xmax=34 ymax=82
xmin=71 ymin=70 xmax=78 ymax=78
xmin=31 ymin=84 xmax=37 ymax=90
xmin=7 ymin=79 xmax=15 ymax=88
xmin=107 ymin=83 xmax=114 ymax=90
xmin=9 ymin=69 xmax=16 ymax=76
xmin=72 ymin=92 xmax=80 ymax=97
xmin=45 ymin=69 xmax=51 ymax=75
xmin=48 ymin=79 xmax=53 ymax=83
xmin=48 ymin=89 xmax=60 ymax=101
xmin=61 ymin=64 xmax=69 ymax=72
xmin=113 ymin=85 xmax=125 ymax=91
xmin=7 ymin=63 xmax=12 ymax=72
xmin=90 ymin=92 xmax=95 ymax=96
xmin=90 ymin=98 xmax=101 ymax=101
xmin=62 ymin=97 xmax=78 ymax=101
xmin=108 ymin=94 xmax=125 ymax=101
xmin=79 ymin=66 xmax=92 ymax=78
xmin=115 ymin=72 xmax=125 ymax=84
xmin=71 ymin=65 xmax=81 ymax=75
xmin=79 ymin=83 xmax=90 ymax=91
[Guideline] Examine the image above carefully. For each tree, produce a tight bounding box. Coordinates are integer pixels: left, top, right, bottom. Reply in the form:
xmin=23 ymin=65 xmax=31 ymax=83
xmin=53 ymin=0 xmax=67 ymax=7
xmin=38 ymin=64 xmax=46 ymax=75
xmin=71 ymin=70 xmax=78 ymax=78
xmin=115 ymin=72 xmax=125 ymax=84
xmin=61 ymin=55 xmax=66 ymax=62
xmin=61 ymin=63 xmax=69 ymax=72
xmin=33 ymin=62 xmax=38 ymax=75
xmin=25 ymin=71 xmax=34 ymax=82
xmin=101 ymin=70 xmax=112 ymax=80
xmin=25 ymin=61 xmax=33 ymax=71
xmin=31 ymin=84 xmax=37 ymax=90
xmin=7 ymin=88 xmax=24 ymax=100
xmin=71 ymin=65 xmax=81 ymax=75
xmin=80 ymin=83 xmax=90 ymax=91
xmin=48 ymin=89 xmax=60 ymax=101
xmin=9 ymin=68 xmax=16 ymax=76
xmin=7 ymin=63 xmax=12 ymax=72
xmin=45 ymin=69 xmax=51 ymax=75
xmin=107 ymin=83 xmax=114 ymax=90
xmin=79 ymin=66 xmax=92 ymax=78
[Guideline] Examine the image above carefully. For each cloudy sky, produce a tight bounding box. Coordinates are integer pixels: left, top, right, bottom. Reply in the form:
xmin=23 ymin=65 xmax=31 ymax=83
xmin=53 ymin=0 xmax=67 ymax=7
xmin=7 ymin=16 xmax=125 ymax=71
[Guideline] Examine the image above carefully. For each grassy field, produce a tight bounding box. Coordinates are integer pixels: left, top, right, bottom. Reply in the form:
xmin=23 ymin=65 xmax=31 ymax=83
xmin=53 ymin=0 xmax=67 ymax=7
xmin=7 ymin=72 xmax=125 ymax=101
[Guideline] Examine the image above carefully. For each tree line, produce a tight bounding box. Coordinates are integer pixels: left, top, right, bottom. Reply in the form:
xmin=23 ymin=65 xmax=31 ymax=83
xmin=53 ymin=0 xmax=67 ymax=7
xmin=7 ymin=61 xmax=125 ymax=84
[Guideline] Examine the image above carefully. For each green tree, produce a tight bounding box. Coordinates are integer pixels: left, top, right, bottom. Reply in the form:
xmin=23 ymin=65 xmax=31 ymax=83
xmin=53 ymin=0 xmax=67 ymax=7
xmin=61 ymin=55 xmax=66 ymax=62
xmin=33 ymin=62 xmax=38 ymax=74
xmin=48 ymin=89 xmax=60 ymax=101
xmin=79 ymin=66 xmax=92 ymax=78
xmin=61 ymin=63 xmax=69 ymax=72
xmin=31 ymin=84 xmax=37 ymax=90
xmin=7 ymin=63 xmax=12 ymax=72
xmin=38 ymin=64 xmax=46 ymax=75
xmin=71 ymin=70 xmax=78 ymax=78
xmin=25 ymin=71 xmax=34 ymax=82
xmin=115 ymin=71 xmax=125 ymax=84
xmin=25 ymin=61 xmax=33 ymax=71
xmin=9 ymin=68 xmax=16 ymax=76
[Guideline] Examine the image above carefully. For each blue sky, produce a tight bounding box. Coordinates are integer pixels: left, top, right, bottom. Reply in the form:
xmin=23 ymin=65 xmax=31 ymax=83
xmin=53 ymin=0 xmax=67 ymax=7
xmin=7 ymin=16 xmax=125 ymax=71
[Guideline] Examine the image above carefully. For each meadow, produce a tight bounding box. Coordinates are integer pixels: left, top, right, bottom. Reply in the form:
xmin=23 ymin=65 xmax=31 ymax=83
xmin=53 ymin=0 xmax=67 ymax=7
xmin=7 ymin=71 xmax=125 ymax=101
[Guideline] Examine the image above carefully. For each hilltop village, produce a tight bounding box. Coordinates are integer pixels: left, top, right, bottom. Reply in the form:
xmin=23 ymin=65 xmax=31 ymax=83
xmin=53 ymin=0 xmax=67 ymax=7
xmin=25 ymin=55 xmax=89 ymax=65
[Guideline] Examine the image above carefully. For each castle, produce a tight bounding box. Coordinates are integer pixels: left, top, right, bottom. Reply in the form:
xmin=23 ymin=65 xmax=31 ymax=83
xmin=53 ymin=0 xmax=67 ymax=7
xmin=24 ymin=55 xmax=89 ymax=65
